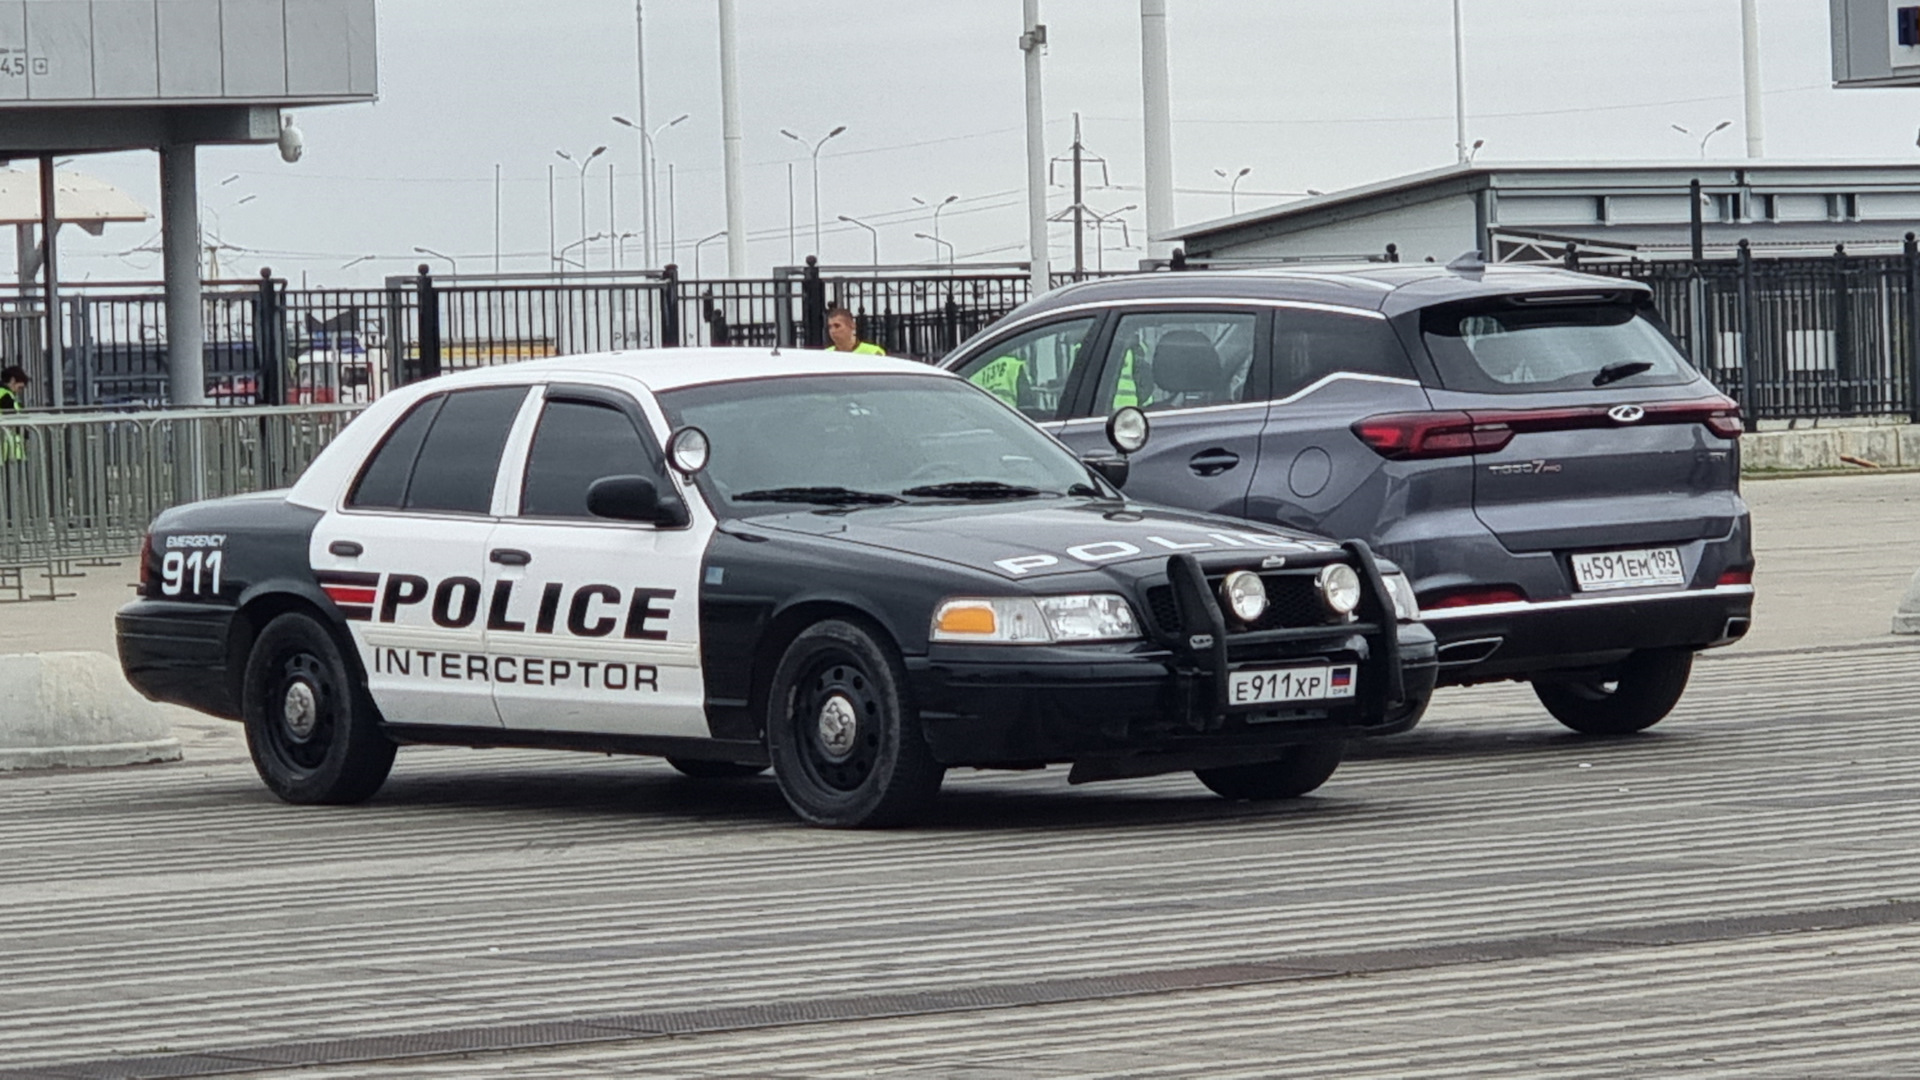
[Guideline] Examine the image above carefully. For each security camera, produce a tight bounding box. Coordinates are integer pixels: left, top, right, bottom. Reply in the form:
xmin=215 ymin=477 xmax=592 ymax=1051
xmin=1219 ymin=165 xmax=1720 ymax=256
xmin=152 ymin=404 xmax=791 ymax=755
xmin=278 ymin=116 xmax=304 ymax=164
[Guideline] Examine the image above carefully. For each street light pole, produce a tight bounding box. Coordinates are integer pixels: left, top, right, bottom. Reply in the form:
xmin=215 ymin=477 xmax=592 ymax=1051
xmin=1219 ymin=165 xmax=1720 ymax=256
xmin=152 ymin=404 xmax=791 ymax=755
xmin=1213 ymin=167 xmax=1251 ymax=215
xmin=914 ymin=232 xmax=954 ymax=265
xmin=838 ymin=214 xmax=879 ymax=267
xmin=412 ymin=246 xmax=458 ymax=275
xmin=1453 ymin=0 xmax=1468 ymax=163
xmin=556 ymin=146 xmax=606 ymax=273
xmin=616 ymin=113 xmax=689 ymax=267
xmin=693 ymin=229 xmax=726 ymax=279
xmin=782 ymin=125 xmax=846 ymax=259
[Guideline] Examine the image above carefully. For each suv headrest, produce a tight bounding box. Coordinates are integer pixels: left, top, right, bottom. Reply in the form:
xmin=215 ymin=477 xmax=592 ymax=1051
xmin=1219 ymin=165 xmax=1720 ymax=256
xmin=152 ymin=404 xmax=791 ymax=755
xmin=1149 ymin=330 xmax=1224 ymax=395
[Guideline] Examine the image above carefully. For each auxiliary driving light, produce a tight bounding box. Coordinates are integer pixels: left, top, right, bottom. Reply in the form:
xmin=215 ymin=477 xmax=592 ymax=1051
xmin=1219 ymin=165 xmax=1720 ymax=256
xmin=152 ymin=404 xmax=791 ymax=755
xmin=1316 ymin=563 xmax=1362 ymax=617
xmin=1220 ymin=570 xmax=1267 ymax=624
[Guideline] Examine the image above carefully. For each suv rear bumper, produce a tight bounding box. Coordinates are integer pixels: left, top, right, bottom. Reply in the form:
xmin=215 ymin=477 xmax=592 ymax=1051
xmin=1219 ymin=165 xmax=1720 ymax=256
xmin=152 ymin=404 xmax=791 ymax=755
xmin=1424 ymin=583 xmax=1753 ymax=685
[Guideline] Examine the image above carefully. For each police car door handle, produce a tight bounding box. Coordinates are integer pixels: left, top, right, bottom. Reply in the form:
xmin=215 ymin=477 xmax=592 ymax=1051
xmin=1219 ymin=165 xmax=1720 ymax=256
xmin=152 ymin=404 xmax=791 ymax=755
xmin=1189 ymin=449 xmax=1241 ymax=477
xmin=489 ymin=548 xmax=532 ymax=567
xmin=328 ymin=540 xmax=363 ymax=558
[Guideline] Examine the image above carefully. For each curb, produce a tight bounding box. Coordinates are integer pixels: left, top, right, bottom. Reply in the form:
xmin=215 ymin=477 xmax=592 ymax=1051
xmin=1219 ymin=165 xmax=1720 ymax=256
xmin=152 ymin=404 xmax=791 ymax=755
xmin=0 ymin=651 xmax=185 ymax=772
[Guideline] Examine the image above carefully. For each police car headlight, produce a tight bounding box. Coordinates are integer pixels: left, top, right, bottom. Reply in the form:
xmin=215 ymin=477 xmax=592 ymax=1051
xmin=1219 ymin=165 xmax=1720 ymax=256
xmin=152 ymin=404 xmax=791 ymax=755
xmin=1220 ymin=570 xmax=1267 ymax=624
xmin=1382 ymin=571 xmax=1421 ymax=622
xmin=932 ymin=594 xmax=1139 ymax=644
xmin=1316 ymin=563 xmax=1363 ymax=617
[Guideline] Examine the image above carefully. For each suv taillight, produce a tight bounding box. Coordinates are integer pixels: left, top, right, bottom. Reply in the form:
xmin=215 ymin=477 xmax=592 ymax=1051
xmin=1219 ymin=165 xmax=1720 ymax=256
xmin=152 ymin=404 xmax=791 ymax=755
xmin=1351 ymin=412 xmax=1515 ymax=459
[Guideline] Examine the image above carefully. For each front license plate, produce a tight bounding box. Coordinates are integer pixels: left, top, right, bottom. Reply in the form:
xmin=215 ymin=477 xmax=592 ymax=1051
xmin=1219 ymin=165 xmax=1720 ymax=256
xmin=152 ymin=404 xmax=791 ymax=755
xmin=1570 ymin=547 xmax=1686 ymax=591
xmin=1228 ymin=664 xmax=1357 ymax=709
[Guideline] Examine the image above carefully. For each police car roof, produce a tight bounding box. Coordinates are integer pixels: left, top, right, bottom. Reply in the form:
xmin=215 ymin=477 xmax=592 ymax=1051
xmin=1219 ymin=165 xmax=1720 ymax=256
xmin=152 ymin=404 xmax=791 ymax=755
xmin=475 ymin=347 xmax=948 ymax=393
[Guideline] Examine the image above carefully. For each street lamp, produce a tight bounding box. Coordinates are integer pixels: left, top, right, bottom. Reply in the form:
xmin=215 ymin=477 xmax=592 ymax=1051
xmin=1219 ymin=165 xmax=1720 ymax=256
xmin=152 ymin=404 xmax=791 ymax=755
xmin=1213 ymin=167 xmax=1251 ymax=215
xmin=912 ymin=194 xmax=960 ymax=247
xmin=693 ymin=229 xmax=726 ymax=278
xmin=913 ymin=232 xmax=955 ymax=265
xmin=1671 ymin=120 xmax=1733 ymax=160
xmin=412 ymin=246 xmax=458 ymax=275
xmin=558 ymin=232 xmax=607 ymax=270
xmin=340 ymin=255 xmax=376 ymax=270
xmin=837 ymin=214 xmax=879 ymax=267
xmin=781 ymin=124 xmax=847 ymax=257
xmin=613 ymin=112 xmax=688 ymax=266
xmin=556 ymin=145 xmax=607 ymax=270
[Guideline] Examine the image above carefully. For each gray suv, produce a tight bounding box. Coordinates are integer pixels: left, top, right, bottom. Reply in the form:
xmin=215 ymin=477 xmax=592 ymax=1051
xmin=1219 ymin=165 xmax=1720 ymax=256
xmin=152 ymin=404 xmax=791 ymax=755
xmin=941 ymin=262 xmax=1753 ymax=735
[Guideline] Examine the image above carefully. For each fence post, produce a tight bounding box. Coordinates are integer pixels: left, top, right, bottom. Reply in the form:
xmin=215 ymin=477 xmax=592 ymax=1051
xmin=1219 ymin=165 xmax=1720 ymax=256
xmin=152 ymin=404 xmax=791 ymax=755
xmin=414 ymin=265 xmax=441 ymax=381
xmin=703 ymin=288 xmax=731 ymax=346
xmin=1689 ymin=178 xmax=1704 ymax=262
xmin=660 ymin=264 xmax=681 ymax=347
xmin=801 ymin=256 xmax=825 ymax=347
xmin=254 ymin=268 xmax=285 ymax=406
xmin=1907 ymin=233 xmax=1920 ymax=423
xmin=772 ymin=265 xmax=795 ymax=348
xmin=1736 ymin=239 xmax=1757 ymax=431
xmin=1833 ymin=243 xmax=1854 ymax=417
xmin=382 ymin=276 xmax=407 ymax=390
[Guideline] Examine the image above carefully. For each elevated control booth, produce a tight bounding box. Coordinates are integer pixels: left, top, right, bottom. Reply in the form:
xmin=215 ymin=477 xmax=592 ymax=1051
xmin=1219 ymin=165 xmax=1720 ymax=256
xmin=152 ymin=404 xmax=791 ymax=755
xmin=1833 ymin=0 xmax=1920 ymax=87
xmin=0 ymin=0 xmax=376 ymax=406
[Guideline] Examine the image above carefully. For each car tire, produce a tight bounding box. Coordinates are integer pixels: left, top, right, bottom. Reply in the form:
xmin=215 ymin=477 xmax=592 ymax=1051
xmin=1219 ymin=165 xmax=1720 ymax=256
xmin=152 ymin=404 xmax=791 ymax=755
xmin=1194 ymin=741 xmax=1345 ymax=801
xmin=666 ymin=758 xmax=768 ymax=779
xmin=765 ymin=619 xmax=945 ymax=828
xmin=1532 ymin=647 xmax=1693 ymax=736
xmin=241 ymin=612 xmax=395 ymax=805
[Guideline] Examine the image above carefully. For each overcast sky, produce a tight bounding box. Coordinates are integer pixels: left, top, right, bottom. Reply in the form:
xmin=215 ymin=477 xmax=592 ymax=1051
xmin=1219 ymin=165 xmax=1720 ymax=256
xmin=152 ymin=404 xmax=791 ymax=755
xmin=32 ymin=0 xmax=1920 ymax=287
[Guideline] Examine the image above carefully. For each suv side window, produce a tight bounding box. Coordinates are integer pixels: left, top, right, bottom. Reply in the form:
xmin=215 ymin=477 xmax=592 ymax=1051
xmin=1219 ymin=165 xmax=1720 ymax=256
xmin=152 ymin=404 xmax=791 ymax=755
xmin=1091 ymin=311 xmax=1260 ymax=414
xmin=951 ymin=317 xmax=1098 ymax=421
xmin=1269 ymin=309 xmax=1417 ymax=400
xmin=349 ymin=386 xmax=527 ymax=514
xmin=521 ymin=397 xmax=664 ymax=519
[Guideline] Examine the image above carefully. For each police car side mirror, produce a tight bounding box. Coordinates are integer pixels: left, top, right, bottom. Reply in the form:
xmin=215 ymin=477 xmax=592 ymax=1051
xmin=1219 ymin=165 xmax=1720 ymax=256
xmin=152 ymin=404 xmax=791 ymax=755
xmin=1106 ymin=406 xmax=1150 ymax=455
xmin=587 ymin=475 xmax=669 ymax=523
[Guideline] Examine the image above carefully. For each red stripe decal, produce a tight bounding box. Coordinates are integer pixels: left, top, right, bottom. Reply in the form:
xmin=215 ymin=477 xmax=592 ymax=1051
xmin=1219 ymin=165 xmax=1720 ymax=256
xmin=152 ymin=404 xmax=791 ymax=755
xmin=323 ymin=585 xmax=378 ymax=606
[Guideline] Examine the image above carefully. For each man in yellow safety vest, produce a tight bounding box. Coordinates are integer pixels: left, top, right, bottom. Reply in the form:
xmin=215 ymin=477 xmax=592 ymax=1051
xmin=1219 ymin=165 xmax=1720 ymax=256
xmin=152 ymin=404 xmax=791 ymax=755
xmin=824 ymin=306 xmax=886 ymax=355
xmin=0 ymin=366 xmax=28 ymax=463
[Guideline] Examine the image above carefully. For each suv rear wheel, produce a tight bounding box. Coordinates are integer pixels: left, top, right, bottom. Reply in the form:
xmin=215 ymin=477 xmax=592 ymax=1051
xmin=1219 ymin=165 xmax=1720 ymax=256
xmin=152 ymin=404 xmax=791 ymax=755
xmin=1532 ymin=647 xmax=1693 ymax=735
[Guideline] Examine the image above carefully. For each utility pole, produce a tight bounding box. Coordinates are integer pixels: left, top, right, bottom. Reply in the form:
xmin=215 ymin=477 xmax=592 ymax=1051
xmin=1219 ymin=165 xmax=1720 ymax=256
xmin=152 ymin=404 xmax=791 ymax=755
xmin=1050 ymin=115 xmax=1110 ymax=279
xmin=1454 ymin=0 xmax=1468 ymax=162
xmin=1021 ymin=0 xmax=1050 ymax=296
xmin=1140 ymin=0 xmax=1174 ymax=260
xmin=718 ymin=0 xmax=747 ymax=276
xmin=1741 ymin=0 xmax=1764 ymax=158
xmin=493 ymin=163 xmax=501 ymax=274
xmin=634 ymin=0 xmax=653 ymax=266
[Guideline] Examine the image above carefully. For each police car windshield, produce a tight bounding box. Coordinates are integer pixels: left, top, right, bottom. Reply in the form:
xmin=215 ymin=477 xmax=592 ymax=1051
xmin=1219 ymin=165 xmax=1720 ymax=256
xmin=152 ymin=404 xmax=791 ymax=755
xmin=657 ymin=373 xmax=1101 ymax=514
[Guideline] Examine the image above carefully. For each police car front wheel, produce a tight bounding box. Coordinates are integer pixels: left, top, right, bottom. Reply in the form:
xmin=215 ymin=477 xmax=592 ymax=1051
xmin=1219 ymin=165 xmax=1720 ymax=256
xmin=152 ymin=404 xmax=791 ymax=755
xmin=766 ymin=619 xmax=945 ymax=828
xmin=241 ymin=612 xmax=395 ymax=805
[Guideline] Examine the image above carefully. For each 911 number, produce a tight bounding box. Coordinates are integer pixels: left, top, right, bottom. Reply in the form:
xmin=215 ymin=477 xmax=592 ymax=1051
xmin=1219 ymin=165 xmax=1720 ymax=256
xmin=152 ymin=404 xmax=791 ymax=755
xmin=161 ymin=550 xmax=224 ymax=597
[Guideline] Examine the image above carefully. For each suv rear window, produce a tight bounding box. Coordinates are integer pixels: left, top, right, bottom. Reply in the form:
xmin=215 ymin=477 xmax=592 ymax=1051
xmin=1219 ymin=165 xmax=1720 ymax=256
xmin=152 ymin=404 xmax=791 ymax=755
xmin=1421 ymin=302 xmax=1693 ymax=394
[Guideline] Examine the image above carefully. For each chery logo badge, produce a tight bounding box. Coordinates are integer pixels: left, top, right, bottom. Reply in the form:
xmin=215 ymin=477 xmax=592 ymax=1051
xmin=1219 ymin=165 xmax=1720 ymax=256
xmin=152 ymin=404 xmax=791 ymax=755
xmin=1607 ymin=404 xmax=1647 ymax=424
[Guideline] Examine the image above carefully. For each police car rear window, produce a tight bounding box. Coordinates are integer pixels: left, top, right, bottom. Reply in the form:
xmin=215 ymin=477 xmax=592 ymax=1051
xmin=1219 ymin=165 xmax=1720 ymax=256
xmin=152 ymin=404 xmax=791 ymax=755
xmin=347 ymin=387 xmax=526 ymax=514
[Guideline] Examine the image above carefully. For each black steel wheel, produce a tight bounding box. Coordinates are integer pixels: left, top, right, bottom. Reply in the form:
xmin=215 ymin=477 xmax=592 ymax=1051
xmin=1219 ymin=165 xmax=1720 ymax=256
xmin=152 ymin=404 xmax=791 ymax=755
xmin=241 ymin=612 xmax=394 ymax=804
xmin=666 ymin=758 xmax=768 ymax=779
xmin=1533 ymin=647 xmax=1693 ymax=736
xmin=765 ymin=619 xmax=944 ymax=828
xmin=1194 ymin=741 xmax=1345 ymax=801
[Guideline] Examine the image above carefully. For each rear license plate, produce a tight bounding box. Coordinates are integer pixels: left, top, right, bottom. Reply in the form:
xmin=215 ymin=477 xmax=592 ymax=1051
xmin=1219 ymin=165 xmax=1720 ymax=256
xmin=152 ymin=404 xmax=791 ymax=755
xmin=1228 ymin=664 xmax=1357 ymax=709
xmin=1570 ymin=547 xmax=1686 ymax=591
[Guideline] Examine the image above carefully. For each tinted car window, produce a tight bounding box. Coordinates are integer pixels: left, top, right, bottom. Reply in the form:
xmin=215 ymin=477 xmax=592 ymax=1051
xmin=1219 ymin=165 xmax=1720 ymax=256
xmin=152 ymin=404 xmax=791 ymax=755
xmin=951 ymin=317 xmax=1097 ymax=422
xmin=1422 ymin=302 xmax=1693 ymax=394
xmin=1270 ymin=310 xmax=1416 ymax=400
xmin=402 ymin=386 xmax=528 ymax=514
xmin=346 ymin=395 xmax=444 ymax=509
xmin=1093 ymin=312 xmax=1259 ymax=414
xmin=521 ymin=398 xmax=661 ymax=518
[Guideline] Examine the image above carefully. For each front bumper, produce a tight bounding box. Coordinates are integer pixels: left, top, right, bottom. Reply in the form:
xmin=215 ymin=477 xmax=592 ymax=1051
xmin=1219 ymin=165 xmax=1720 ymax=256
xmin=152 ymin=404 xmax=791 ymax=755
xmin=116 ymin=600 xmax=239 ymax=719
xmin=1425 ymin=583 xmax=1754 ymax=685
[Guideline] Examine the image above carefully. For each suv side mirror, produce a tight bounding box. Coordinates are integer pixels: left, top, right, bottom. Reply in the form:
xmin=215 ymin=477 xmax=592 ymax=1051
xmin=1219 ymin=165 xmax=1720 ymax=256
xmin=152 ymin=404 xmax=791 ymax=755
xmin=587 ymin=475 xmax=681 ymax=524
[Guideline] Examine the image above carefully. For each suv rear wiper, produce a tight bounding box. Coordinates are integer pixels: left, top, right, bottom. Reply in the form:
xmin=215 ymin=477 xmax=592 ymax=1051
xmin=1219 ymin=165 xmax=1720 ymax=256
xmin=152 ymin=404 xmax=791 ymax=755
xmin=734 ymin=486 xmax=905 ymax=506
xmin=899 ymin=480 xmax=1046 ymax=500
xmin=1592 ymin=360 xmax=1655 ymax=387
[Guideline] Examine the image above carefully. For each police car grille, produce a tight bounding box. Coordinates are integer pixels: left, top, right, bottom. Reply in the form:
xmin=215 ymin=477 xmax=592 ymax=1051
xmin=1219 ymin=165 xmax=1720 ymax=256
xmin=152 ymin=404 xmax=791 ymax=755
xmin=1144 ymin=572 xmax=1335 ymax=637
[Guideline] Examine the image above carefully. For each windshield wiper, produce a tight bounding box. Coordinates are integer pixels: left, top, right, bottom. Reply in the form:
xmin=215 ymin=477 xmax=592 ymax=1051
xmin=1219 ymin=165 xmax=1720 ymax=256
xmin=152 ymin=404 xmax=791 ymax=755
xmin=1592 ymin=360 xmax=1655 ymax=387
xmin=734 ymin=486 xmax=905 ymax=506
xmin=899 ymin=480 xmax=1047 ymax=500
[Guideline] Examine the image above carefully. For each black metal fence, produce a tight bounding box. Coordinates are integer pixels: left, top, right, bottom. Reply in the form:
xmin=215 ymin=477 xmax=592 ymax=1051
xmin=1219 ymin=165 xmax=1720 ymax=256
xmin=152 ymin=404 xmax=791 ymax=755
xmin=1582 ymin=239 xmax=1920 ymax=423
xmin=15 ymin=244 xmax=1920 ymax=424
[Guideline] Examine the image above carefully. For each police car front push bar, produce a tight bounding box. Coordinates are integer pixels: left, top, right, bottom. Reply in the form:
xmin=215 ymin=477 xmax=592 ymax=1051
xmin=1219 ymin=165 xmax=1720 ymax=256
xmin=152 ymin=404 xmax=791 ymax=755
xmin=1165 ymin=541 xmax=1405 ymax=718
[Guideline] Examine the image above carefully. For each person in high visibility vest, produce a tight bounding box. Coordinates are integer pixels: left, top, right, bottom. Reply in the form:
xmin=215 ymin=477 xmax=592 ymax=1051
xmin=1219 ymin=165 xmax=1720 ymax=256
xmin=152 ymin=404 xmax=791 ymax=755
xmin=967 ymin=353 xmax=1033 ymax=410
xmin=1112 ymin=346 xmax=1141 ymax=409
xmin=0 ymin=366 xmax=28 ymax=463
xmin=824 ymin=306 xmax=885 ymax=355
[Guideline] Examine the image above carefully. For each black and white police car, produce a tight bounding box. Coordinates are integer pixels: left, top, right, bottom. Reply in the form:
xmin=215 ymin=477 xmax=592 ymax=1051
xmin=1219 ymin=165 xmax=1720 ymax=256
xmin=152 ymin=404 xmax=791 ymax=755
xmin=117 ymin=349 xmax=1437 ymax=827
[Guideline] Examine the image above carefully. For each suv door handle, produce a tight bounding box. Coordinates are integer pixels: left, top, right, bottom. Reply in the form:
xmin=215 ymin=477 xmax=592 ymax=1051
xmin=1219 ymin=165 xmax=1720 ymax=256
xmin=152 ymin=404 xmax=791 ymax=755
xmin=328 ymin=540 xmax=363 ymax=558
xmin=1188 ymin=449 xmax=1241 ymax=477
xmin=489 ymin=548 xmax=532 ymax=566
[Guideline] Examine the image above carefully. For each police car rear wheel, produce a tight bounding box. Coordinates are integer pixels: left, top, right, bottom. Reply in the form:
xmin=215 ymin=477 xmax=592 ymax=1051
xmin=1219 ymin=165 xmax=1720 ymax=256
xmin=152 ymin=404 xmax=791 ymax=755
xmin=241 ymin=612 xmax=395 ymax=805
xmin=666 ymin=758 xmax=768 ymax=779
xmin=1194 ymin=741 xmax=1345 ymax=801
xmin=766 ymin=620 xmax=945 ymax=828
